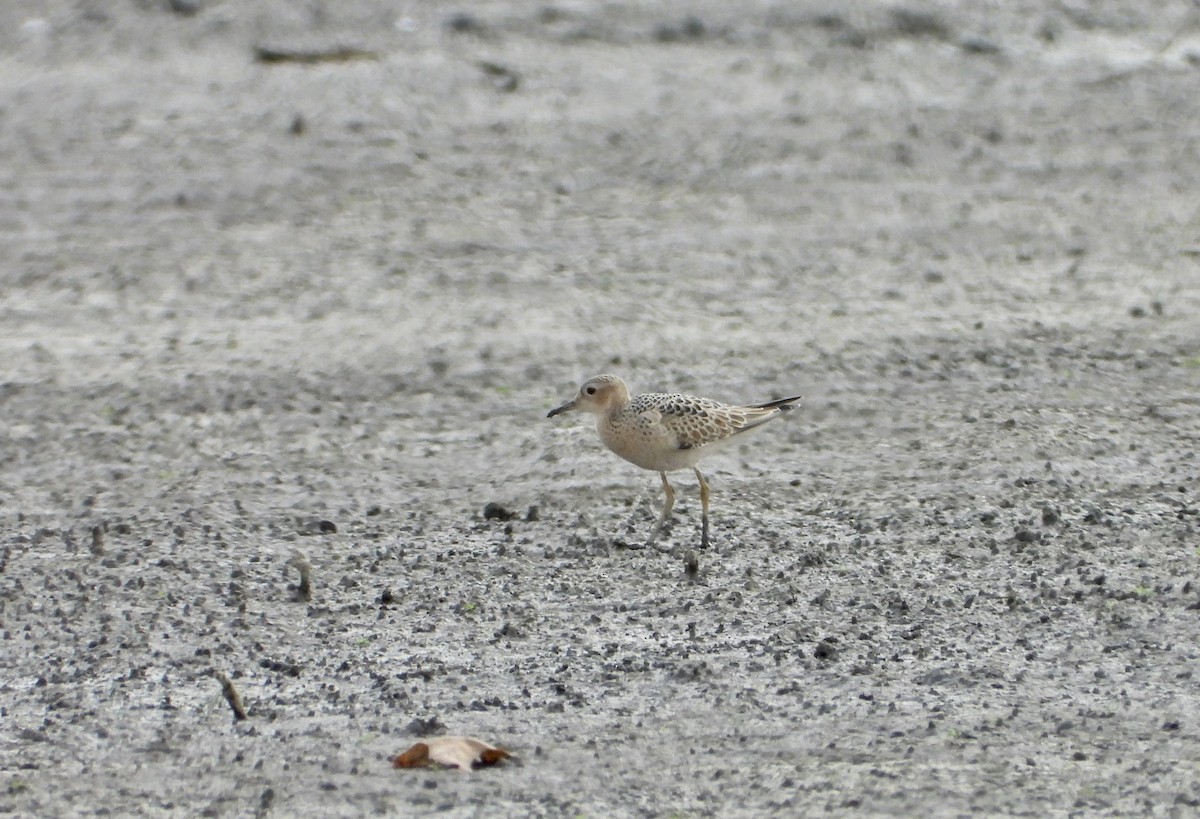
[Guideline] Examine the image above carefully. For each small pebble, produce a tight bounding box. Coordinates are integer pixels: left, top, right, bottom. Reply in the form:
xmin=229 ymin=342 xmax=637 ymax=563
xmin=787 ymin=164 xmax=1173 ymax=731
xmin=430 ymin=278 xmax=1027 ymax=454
xmin=483 ymin=503 xmax=517 ymax=521
xmin=683 ymin=550 xmax=699 ymax=580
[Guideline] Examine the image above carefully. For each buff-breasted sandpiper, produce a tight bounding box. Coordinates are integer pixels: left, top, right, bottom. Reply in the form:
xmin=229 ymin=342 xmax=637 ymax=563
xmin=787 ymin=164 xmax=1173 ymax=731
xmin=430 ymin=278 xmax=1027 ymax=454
xmin=547 ymin=375 xmax=802 ymax=549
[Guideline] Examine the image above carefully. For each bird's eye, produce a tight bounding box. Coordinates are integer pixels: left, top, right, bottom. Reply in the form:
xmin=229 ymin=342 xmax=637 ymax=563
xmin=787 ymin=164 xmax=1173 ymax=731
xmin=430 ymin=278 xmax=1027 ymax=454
xmin=585 ymin=386 xmax=597 ymax=395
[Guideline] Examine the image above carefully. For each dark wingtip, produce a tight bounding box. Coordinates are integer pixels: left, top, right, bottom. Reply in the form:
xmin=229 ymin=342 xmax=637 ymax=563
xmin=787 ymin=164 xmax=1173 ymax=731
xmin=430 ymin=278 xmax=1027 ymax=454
xmin=754 ymin=394 xmax=802 ymax=411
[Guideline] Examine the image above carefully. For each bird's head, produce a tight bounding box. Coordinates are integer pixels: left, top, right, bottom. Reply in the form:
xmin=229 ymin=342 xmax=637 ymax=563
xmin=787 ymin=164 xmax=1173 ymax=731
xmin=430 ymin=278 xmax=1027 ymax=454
xmin=547 ymin=374 xmax=629 ymax=418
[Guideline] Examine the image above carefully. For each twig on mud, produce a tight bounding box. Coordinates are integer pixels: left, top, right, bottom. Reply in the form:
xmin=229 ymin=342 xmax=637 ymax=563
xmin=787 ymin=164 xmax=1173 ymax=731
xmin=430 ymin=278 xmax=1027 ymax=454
xmin=253 ymin=45 xmax=378 ymax=64
xmin=288 ymin=552 xmax=313 ymax=602
xmin=213 ymin=670 xmax=248 ymax=721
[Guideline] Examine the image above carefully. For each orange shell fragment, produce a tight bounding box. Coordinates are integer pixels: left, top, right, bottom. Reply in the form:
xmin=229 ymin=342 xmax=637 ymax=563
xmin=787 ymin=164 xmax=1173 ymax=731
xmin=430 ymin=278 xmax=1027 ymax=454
xmin=392 ymin=737 xmax=511 ymax=771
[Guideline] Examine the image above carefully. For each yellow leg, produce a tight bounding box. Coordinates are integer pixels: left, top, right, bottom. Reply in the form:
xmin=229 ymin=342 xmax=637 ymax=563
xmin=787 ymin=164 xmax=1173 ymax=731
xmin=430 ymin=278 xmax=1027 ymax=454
xmin=647 ymin=471 xmax=675 ymax=547
xmin=695 ymin=468 xmax=711 ymax=549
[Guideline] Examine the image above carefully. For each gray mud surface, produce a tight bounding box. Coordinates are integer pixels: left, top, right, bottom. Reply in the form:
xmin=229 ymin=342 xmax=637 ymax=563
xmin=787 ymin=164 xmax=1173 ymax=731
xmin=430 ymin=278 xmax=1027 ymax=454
xmin=2 ymin=1 xmax=1199 ymax=816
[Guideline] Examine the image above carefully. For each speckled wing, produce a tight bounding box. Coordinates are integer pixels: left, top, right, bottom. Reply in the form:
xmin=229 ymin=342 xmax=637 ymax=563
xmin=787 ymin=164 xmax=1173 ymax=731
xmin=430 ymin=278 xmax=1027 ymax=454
xmin=631 ymin=393 xmax=771 ymax=451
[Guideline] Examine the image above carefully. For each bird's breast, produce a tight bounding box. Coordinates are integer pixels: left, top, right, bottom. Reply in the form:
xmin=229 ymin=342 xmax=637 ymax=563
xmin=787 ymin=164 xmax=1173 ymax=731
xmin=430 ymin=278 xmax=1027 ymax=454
xmin=597 ymin=414 xmax=700 ymax=472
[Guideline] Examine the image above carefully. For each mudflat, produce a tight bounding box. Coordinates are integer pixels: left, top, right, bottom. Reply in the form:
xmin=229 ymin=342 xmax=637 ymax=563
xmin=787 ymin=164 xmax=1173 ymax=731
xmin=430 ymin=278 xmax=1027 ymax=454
xmin=2 ymin=1 xmax=1198 ymax=815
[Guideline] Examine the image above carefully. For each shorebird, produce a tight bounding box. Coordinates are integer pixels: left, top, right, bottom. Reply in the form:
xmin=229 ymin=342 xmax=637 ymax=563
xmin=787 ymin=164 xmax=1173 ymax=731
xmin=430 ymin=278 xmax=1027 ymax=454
xmin=547 ymin=375 xmax=801 ymax=548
